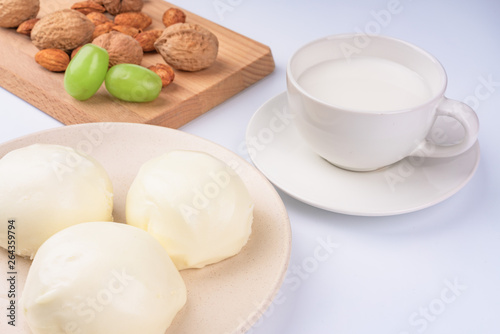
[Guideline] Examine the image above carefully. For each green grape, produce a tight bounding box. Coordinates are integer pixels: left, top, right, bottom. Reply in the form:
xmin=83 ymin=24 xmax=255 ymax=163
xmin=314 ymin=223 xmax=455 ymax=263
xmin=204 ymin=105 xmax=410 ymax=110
xmin=64 ymin=44 xmax=109 ymax=101
xmin=105 ymin=64 xmax=162 ymax=102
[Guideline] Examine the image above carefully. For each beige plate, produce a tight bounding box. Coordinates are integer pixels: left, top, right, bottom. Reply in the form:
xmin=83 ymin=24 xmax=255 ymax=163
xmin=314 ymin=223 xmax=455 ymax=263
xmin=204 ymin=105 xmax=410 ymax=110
xmin=0 ymin=123 xmax=291 ymax=334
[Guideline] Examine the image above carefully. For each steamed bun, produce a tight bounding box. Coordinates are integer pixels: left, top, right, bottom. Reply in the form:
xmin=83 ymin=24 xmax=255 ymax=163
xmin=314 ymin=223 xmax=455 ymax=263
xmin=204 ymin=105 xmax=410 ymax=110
xmin=0 ymin=144 xmax=113 ymax=258
xmin=126 ymin=150 xmax=254 ymax=270
xmin=20 ymin=221 xmax=186 ymax=334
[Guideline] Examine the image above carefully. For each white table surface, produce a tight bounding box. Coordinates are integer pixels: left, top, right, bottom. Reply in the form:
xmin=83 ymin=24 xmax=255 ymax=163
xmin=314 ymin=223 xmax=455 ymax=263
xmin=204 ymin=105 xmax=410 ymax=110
xmin=1 ymin=0 xmax=499 ymax=333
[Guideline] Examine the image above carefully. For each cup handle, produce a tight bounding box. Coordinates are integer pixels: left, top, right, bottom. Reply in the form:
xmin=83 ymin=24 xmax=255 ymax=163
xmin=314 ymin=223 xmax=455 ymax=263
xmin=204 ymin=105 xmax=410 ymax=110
xmin=410 ymin=97 xmax=479 ymax=158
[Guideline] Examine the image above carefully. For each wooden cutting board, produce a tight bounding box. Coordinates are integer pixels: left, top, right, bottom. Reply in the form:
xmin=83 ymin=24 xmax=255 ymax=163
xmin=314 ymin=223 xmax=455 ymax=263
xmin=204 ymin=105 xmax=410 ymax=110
xmin=0 ymin=0 xmax=275 ymax=128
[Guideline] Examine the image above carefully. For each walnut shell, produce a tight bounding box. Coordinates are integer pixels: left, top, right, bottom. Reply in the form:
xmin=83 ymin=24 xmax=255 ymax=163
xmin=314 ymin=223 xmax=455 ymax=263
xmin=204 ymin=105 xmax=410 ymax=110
xmin=31 ymin=9 xmax=94 ymax=52
xmin=100 ymin=0 xmax=120 ymax=15
xmin=92 ymin=31 xmax=143 ymax=67
xmin=154 ymin=23 xmax=218 ymax=72
xmin=0 ymin=0 xmax=40 ymax=28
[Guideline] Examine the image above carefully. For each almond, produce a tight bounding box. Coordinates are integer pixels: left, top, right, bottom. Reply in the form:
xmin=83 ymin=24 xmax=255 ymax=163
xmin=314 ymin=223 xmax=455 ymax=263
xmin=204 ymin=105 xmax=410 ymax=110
xmin=148 ymin=63 xmax=175 ymax=87
xmin=135 ymin=29 xmax=162 ymax=52
xmin=71 ymin=1 xmax=106 ymax=15
xmin=16 ymin=18 xmax=40 ymax=36
xmin=71 ymin=46 xmax=83 ymax=59
xmin=112 ymin=24 xmax=141 ymax=38
xmin=162 ymin=8 xmax=186 ymax=27
xmin=35 ymin=49 xmax=70 ymax=72
xmin=101 ymin=0 xmax=143 ymax=15
xmin=92 ymin=21 xmax=115 ymax=39
xmin=114 ymin=11 xmax=151 ymax=30
xmin=86 ymin=12 xmax=111 ymax=26
xmin=120 ymin=0 xmax=143 ymax=13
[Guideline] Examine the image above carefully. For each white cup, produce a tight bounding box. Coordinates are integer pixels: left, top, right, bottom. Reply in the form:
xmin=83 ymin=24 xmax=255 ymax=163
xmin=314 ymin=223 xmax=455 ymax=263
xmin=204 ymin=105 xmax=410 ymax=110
xmin=286 ymin=34 xmax=479 ymax=171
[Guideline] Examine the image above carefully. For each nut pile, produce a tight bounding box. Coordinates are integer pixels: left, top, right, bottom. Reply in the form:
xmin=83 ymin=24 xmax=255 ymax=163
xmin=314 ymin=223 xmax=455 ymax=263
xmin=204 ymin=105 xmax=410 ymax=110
xmin=0 ymin=0 xmax=220 ymax=100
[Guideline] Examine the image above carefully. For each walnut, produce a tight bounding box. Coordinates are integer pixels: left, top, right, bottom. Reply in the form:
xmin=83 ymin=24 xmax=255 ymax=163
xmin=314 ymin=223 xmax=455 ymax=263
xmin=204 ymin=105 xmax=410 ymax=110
xmin=100 ymin=0 xmax=120 ymax=15
xmin=30 ymin=9 xmax=95 ymax=52
xmin=92 ymin=31 xmax=143 ymax=67
xmin=0 ymin=0 xmax=40 ymax=28
xmin=154 ymin=23 xmax=218 ymax=72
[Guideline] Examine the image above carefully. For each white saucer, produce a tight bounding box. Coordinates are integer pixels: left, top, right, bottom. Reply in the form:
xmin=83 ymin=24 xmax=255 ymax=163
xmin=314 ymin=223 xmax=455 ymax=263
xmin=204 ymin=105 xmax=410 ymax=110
xmin=246 ymin=92 xmax=480 ymax=216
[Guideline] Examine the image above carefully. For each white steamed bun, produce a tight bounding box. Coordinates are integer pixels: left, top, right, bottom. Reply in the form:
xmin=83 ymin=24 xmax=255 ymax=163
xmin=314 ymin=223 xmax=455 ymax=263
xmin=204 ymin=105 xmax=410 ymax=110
xmin=126 ymin=150 xmax=254 ymax=270
xmin=0 ymin=144 xmax=113 ymax=258
xmin=20 ymin=221 xmax=186 ymax=334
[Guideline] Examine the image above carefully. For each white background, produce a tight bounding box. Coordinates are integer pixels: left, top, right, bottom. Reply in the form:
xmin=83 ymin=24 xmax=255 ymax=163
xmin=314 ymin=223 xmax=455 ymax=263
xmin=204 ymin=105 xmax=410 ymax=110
xmin=1 ymin=0 xmax=500 ymax=333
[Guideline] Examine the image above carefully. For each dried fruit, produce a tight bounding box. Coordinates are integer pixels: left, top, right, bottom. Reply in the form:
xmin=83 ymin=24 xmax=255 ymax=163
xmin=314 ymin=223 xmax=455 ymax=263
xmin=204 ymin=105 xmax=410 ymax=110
xmin=101 ymin=0 xmax=143 ymax=15
xmin=16 ymin=18 xmax=40 ymax=36
xmin=35 ymin=48 xmax=70 ymax=72
xmin=112 ymin=24 xmax=140 ymax=38
xmin=162 ymin=7 xmax=185 ymax=27
xmin=92 ymin=31 xmax=143 ymax=67
xmin=0 ymin=0 xmax=40 ymax=28
xmin=154 ymin=23 xmax=218 ymax=72
xmin=31 ymin=9 xmax=95 ymax=52
xmin=148 ymin=63 xmax=175 ymax=87
xmin=135 ymin=29 xmax=162 ymax=52
xmin=92 ymin=21 xmax=114 ymax=39
xmin=86 ymin=11 xmax=111 ymax=26
xmin=114 ymin=11 xmax=151 ymax=30
xmin=71 ymin=1 xmax=105 ymax=15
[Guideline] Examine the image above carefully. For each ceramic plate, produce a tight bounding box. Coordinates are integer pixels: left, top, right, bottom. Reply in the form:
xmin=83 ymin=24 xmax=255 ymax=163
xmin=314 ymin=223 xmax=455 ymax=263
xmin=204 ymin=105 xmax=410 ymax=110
xmin=246 ymin=92 xmax=480 ymax=216
xmin=0 ymin=123 xmax=291 ymax=334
